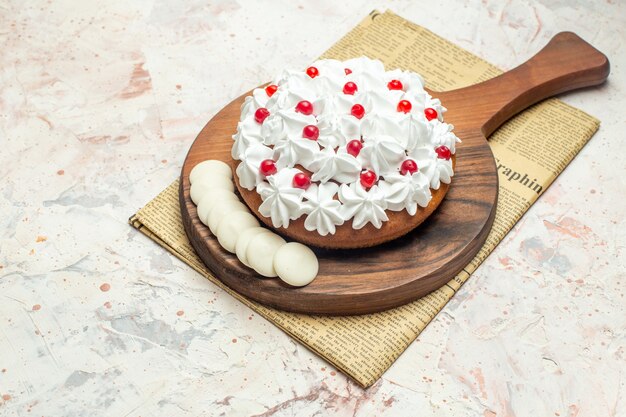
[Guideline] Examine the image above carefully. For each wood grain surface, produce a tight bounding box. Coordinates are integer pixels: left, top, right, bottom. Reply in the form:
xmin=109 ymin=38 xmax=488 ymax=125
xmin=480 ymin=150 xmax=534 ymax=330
xmin=179 ymin=32 xmax=609 ymax=315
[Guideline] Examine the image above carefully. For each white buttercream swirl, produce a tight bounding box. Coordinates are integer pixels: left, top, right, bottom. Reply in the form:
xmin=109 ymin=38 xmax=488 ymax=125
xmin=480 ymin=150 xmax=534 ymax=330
xmin=239 ymin=95 xmax=263 ymax=121
xmin=338 ymin=182 xmax=389 ymax=229
xmin=301 ymin=183 xmax=344 ymax=236
xmin=381 ymin=172 xmax=432 ymax=215
xmin=273 ymin=139 xmax=319 ymax=171
xmin=232 ymin=118 xmax=264 ymax=160
xmin=232 ymin=56 xmax=459 ymax=235
xmin=360 ymin=113 xmax=410 ymax=147
xmin=262 ymin=109 xmax=316 ymax=146
xmin=256 ymin=168 xmax=304 ymax=228
xmin=236 ymin=143 xmax=275 ymax=190
xmin=314 ymin=94 xmax=359 ymax=148
xmin=428 ymin=120 xmax=461 ymax=153
xmin=409 ymin=147 xmax=454 ymax=190
xmin=359 ymin=134 xmax=406 ymax=177
xmin=344 ymin=57 xmax=387 ymax=91
xmin=309 ymin=146 xmax=361 ymax=184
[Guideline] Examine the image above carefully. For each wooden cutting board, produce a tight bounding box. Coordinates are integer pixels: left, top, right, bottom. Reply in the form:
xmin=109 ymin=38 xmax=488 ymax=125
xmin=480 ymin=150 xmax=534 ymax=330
xmin=179 ymin=32 xmax=609 ymax=315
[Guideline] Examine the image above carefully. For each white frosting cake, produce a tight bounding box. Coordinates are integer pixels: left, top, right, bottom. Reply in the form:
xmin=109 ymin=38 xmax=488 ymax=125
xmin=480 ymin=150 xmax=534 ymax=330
xmin=232 ymin=57 xmax=460 ymax=236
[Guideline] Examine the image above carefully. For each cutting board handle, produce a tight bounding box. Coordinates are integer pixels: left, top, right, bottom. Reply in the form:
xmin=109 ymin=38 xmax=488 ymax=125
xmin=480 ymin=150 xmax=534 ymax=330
xmin=447 ymin=32 xmax=610 ymax=137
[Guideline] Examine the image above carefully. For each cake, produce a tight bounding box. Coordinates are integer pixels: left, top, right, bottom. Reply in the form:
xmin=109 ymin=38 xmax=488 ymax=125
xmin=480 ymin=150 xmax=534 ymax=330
xmin=231 ymin=57 xmax=459 ymax=249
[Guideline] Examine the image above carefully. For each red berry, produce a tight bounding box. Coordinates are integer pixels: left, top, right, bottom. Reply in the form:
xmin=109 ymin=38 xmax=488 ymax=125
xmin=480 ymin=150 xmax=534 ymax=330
xmin=306 ymin=66 xmax=319 ymax=78
xmin=387 ymin=79 xmax=403 ymax=90
xmin=400 ymin=159 xmax=418 ymax=175
xmin=424 ymin=107 xmax=438 ymax=121
xmin=343 ymin=82 xmax=358 ymax=95
xmin=397 ymin=100 xmax=412 ymax=114
xmin=295 ymin=100 xmax=314 ymax=115
xmin=350 ymin=104 xmax=365 ymax=119
xmin=344 ymin=68 xmax=352 ymax=75
xmin=265 ymin=84 xmax=278 ymax=97
xmin=292 ymin=172 xmax=311 ymax=189
xmin=254 ymin=108 xmax=270 ymax=123
xmin=360 ymin=170 xmax=377 ymax=189
xmin=302 ymin=125 xmax=319 ymax=140
xmin=435 ymin=145 xmax=451 ymax=160
xmin=346 ymin=140 xmax=363 ymax=157
xmin=259 ymin=159 xmax=277 ymax=176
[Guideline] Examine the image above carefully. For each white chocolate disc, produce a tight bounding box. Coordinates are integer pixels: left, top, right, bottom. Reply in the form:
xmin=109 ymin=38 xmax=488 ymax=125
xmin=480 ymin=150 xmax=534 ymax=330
xmin=196 ymin=197 xmax=213 ymax=225
xmin=235 ymin=227 xmax=272 ymax=267
xmin=196 ymin=190 xmax=238 ymax=224
xmin=246 ymin=233 xmax=286 ymax=277
xmin=273 ymin=242 xmax=319 ymax=287
xmin=216 ymin=211 xmax=260 ymax=253
xmin=191 ymin=182 xmax=238 ymax=205
xmin=190 ymin=160 xmax=232 ymax=184
xmin=207 ymin=200 xmax=250 ymax=233
xmin=190 ymin=174 xmax=235 ymax=193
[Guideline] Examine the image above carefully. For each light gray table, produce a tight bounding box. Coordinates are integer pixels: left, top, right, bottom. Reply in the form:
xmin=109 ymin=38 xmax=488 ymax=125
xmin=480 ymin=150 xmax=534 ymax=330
xmin=1 ymin=1 xmax=624 ymax=416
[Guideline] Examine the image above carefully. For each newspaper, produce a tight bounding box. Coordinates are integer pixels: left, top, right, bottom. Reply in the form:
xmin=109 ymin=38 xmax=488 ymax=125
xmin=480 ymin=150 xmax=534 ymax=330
xmin=129 ymin=10 xmax=600 ymax=388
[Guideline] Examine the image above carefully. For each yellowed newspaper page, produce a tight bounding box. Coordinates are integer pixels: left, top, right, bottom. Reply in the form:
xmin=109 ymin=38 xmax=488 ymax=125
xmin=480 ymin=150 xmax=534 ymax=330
xmin=130 ymin=10 xmax=599 ymax=387
xmin=133 ymin=181 xmax=455 ymax=387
